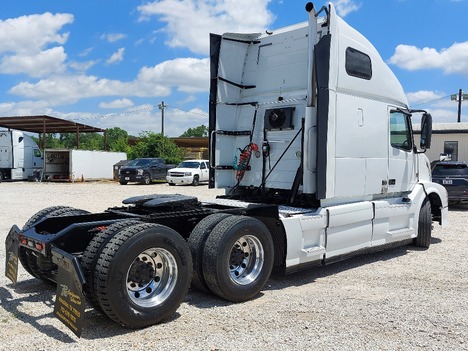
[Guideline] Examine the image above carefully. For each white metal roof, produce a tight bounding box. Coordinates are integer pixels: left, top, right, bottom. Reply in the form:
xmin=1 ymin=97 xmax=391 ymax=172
xmin=413 ymin=122 xmax=468 ymax=133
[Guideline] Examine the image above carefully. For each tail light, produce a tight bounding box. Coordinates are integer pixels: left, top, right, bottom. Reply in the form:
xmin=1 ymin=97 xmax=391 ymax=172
xmin=19 ymin=235 xmax=28 ymax=246
xmin=18 ymin=234 xmax=46 ymax=254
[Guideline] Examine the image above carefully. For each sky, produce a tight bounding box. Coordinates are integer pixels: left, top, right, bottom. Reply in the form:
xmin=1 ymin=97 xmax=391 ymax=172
xmin=0 ymin=0 xmax=467 ymax=137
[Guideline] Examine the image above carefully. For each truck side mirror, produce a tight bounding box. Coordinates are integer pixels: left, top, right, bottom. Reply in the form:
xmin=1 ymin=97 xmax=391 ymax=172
xmin=420 ymin=113 xmax=432 ymax=150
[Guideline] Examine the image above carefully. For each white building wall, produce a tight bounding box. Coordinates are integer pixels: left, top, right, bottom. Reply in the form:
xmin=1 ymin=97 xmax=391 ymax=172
xmin=414 ymin=128 xmax=468 ymax=164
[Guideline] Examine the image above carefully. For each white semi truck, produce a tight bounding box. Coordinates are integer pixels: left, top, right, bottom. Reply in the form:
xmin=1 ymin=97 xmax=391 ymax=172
xmin=5 ymin=2 xmax=447 ymax=337
xmin=0 ymin=130 xmax=43 ymax=181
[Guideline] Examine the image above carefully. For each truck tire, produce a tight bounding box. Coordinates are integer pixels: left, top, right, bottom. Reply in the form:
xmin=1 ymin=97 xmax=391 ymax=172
xmin=93 ymin=223 xmax=192 ymax=328
xmin=81 ymin=220 xmax=142 ymax=309
xmin=143 ymin=172 xmax=151 ymax=185
xmin=414 ymin=198 xmax=432 ymax=248
xmin=192 ymin=175 xmax=199 ymax=186
xmin=188 ymin=213 xmax=232 ymax=292
xmin=202 ymin=215 xmax=274 ymax=302
xmin=22 ymin=206 xmax=76 ymax=230
xmin=20 ymin=206 xmax=90 ymax=281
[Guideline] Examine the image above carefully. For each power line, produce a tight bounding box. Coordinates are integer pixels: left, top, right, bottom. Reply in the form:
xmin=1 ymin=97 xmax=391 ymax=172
xmin=168 ymin=105 xmax=209 ymax=117
xmin=410 ymin=94 xmax=452 ymax=107
xmin=69 ymin=105 xmax=155 ymax=121
xmin=60 ymin=102 xmax=209 ymax=123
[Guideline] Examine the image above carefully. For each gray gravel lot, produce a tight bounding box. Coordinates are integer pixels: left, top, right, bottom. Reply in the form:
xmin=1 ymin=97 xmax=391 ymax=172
xmin=0 ymin=181 xmax=467 ymax=350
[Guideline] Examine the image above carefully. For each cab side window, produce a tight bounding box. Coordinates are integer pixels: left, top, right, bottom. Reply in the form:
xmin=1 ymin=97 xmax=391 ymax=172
xmin=390 ymin=111 xmax=413 ymax=151
xmin=345 ymin=47 xmax=372 ymax=80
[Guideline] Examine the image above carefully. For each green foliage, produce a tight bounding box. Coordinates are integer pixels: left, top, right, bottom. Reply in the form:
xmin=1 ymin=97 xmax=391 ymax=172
xmin=129 ymin=131 xmax=186 ymax=164
xmin=31 ymin=128 xmax=128 ymax=152
xmin=43 ymin=133 xmax=63 ymax=148
xmin=180 ymin=125 xmax=208 ymax=137
xmin=29 ymin=127 xmax=187 ymax=164
xmin=59 ymin=133 xmax=104 ymax=150
xmin=106 ymin=127 xmax=132 ymax=154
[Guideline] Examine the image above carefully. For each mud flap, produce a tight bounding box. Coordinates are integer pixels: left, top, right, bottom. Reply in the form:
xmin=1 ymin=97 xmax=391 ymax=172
xmin=5 ymin=225 xmax=20 ymax=287
xmin=51 ymin=247 xmax=86 ymax=338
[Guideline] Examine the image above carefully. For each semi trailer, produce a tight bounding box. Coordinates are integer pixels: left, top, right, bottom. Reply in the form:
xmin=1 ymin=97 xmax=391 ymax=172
xmin=43 ymin=149 xmax=127 ymax=181
xmin=5 ymin=2 xmax=447 ymax=337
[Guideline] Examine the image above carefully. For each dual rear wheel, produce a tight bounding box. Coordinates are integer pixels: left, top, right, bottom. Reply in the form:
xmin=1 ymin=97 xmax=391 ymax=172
xmin=188 ymin=214 xmax=274 ymax=302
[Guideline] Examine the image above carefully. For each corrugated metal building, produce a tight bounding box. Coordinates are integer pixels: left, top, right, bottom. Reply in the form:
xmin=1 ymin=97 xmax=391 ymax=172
xmin=414 ymin=123 xmax=468 ymax=163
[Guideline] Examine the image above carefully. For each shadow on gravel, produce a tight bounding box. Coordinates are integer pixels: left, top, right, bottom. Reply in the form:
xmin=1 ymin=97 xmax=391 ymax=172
xmin=0 ymin=281 xmax=75 ymax=343
xmin=81 ymin=306 xmax=185 ymax=340
xmin=186 ymin=240 xmax=443 ymax=309
xmin=265 ymin=240 xmax=442 ymax=292
xmin=2 ymin=240 xmax=443 ymax=340
xmin=448 ymin=203 xmax=468 ymax=211
xmin=0 ymin=278 xmax=142 ymax=341
xmin=81 ymin=310 xmax=147 ymax=340
xmin=185 ymin=289 xmax=235 ymax=309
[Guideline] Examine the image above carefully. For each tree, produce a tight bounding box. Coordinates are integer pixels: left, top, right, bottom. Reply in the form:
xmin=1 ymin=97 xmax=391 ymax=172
xmin=180 ymin=125 xmax=208 ymax=137
xmin=32 ymin=127 xmax=131 ymax=152
xmin=55 ymin=132 xmax=104 ymax=150
xmin=106 ymin=127 xmax=132 ymax=154
xmin=43 ymin=133 xmax=63 ymax=149
xmin=130 ymin=131 xmax=186 ymax=164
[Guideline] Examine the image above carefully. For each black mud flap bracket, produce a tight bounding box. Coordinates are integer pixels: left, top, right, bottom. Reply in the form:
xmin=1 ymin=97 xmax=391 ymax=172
xmin=51 ymin=246 xmax=86 ymax=338
xmin=5 ymin=225 xmax=20 ymax=287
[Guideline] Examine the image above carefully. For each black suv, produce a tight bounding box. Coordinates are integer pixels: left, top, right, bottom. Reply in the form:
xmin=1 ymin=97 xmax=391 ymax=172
xmin=119 ymin=158 xmax=174 ymax=185
xmin=431 ymin=161 xmax=468 ymax=204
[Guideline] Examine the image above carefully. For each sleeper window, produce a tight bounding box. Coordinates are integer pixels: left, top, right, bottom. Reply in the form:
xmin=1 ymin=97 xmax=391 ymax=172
xmin=346 ymin=47 xmax=372 ymax=80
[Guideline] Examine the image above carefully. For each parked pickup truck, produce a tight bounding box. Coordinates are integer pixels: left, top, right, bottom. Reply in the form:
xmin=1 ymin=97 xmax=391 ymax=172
xmin=119 ymin=158 xmax=174 ymax=185
xmin=166 ymin=159 xmax=209 ymax=186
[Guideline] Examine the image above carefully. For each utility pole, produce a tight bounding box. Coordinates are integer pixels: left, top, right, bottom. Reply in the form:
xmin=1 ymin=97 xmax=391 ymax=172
xmin=158 ymin=101 xmax=167 ymax=136
xmin=451 ymin=89 xmax=468 ymax=123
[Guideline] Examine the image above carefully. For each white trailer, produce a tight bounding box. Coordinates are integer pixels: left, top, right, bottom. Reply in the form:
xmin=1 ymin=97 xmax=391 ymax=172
xmin=43 ymin=149 xmax=127 ymax=181
xmin=5 ymin=2 xmax=448 ymax=336
xmin=0 ymin=130 xmax=43 ymax=181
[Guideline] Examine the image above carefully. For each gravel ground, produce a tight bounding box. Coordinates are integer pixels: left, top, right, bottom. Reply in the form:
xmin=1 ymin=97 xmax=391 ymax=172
xmin=0 ymin=181 xmax=467 ymax=350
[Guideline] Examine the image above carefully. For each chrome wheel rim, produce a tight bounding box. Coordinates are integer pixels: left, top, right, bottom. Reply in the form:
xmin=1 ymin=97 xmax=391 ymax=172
xmin=229 ymin=235 xmax=264 ymax=285
xmin=126 ymin=248 xmax=178 ymax=307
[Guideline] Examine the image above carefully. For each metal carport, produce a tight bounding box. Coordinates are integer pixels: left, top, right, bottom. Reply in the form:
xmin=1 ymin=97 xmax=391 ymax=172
xmin=0 ymin=115 xmax=106 ymax=149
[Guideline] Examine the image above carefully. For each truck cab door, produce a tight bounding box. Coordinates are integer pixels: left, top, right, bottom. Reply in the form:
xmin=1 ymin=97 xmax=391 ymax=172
xmin=387 ymin=109 xmax=417 ymax=195
xmin=32 ymin=148 xmax=43 ymax=167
